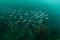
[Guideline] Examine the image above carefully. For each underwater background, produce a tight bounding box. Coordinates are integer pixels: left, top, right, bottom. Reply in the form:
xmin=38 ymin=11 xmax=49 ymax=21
xmin=0 ymin=0 xmax=60 ymax=40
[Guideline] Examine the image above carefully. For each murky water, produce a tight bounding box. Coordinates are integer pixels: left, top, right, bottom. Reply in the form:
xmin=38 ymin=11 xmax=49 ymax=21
xmin=0 ymin=0 xmax=60 ymax=40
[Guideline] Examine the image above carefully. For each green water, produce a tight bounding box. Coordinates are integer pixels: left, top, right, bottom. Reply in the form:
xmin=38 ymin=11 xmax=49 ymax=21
xmin=0 ymin=0 xmax=60 ymax=40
